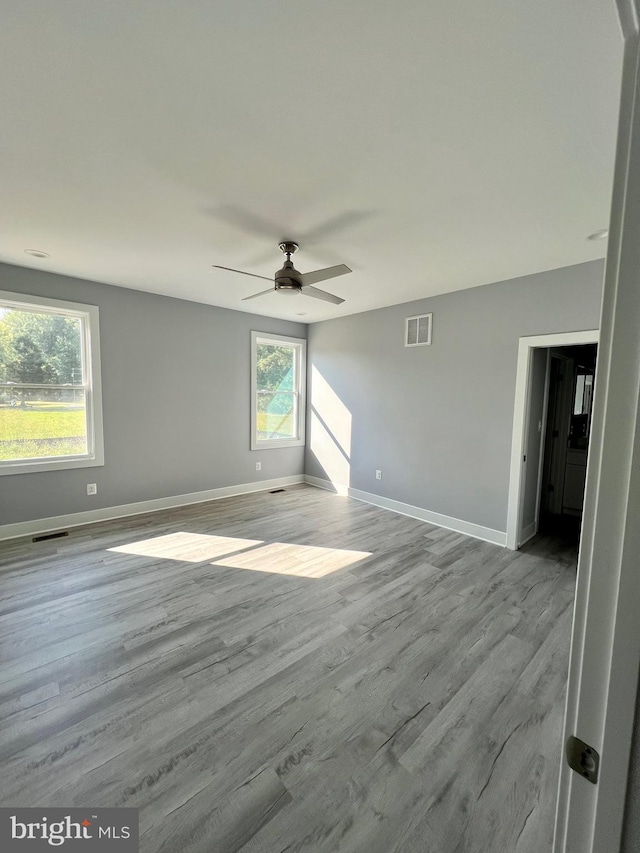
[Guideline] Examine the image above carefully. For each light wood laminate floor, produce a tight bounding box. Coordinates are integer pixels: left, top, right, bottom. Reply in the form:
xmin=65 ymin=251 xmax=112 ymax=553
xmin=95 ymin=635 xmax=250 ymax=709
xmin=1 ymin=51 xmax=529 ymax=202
xmin=0 ymin=485 xmax=576 ymax=852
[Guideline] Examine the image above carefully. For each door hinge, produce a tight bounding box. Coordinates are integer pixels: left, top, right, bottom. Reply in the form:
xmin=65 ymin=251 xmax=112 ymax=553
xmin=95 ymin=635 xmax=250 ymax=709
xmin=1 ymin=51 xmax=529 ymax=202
xmin=566 ymin=735 xmax=599 ymax=784
xmin=523 ymin=455 xmax=527 ymax=462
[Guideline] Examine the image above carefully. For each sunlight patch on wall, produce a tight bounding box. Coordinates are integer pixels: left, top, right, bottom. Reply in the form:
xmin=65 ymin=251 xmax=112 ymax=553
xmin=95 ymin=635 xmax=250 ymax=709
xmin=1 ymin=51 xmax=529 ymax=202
xmin=309 ymin=366 xmax=352 ymax=491
xmin=109 ymin=532 xmax=263 ymax=563
xmin=211 ymin=542 xmax=371 ymax=578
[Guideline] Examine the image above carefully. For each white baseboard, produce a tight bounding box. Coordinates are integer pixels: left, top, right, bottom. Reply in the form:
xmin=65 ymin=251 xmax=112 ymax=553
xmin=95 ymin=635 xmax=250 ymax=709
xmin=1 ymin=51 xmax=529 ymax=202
xmin=2 ymin=474 xmax=507 ymax=548
xmin=304 ymin=474 xmax=350 ymax=497
xmin=0 ymin=475 xmax=305 ymax=543
xmin=304 ymin=475 xmax=507 ymax=546
xmin=519 ymin=521 xmax=537 ymax=547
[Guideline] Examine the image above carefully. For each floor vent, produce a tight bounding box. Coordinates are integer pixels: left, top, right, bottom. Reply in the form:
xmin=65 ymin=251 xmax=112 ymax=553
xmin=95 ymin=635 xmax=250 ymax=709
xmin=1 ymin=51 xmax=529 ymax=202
xmin=32 ymin=531 xmax=69 ymax=543
xmin=405 ymin=313 xmax=432 ymax=347
xmin=269 ymin=489 xmax=286 ymax=494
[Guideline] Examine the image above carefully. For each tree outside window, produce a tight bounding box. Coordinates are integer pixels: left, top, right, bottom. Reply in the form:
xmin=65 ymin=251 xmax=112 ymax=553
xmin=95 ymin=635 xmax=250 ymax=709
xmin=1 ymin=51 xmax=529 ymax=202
xmin=251 ymin=332 xmax=306 ymax=450
xmin=0 ymin=292 xmax=103 ymax=474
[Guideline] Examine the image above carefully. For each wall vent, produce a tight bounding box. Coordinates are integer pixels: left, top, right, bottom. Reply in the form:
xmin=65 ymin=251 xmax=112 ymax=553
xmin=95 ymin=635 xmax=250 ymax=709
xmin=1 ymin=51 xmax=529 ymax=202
xmin=405 ymin=313 xmax=432 ymax=347
xmin=32 ymin=530 xmax=69 ymax=543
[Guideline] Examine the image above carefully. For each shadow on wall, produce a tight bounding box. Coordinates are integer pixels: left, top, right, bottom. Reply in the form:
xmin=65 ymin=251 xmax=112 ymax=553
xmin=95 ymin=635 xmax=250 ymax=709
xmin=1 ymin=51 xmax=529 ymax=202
xmin=309 ymin=366 xmax=352 ymax=493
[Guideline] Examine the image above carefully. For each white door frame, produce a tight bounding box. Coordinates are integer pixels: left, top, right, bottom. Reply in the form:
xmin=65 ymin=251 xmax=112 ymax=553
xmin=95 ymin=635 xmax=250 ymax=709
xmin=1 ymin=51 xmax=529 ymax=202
xmin=506 ymin=330 xmax=598 ymax=551
xmin=532 ymin=349 xmax=551 ymax=534
xmin=554 ymin=1 xmax=640 ymax=849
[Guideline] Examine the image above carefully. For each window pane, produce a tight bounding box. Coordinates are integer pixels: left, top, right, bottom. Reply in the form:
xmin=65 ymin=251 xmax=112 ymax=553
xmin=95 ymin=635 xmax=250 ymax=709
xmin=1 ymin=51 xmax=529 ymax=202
xmin=251 ymin=333 xmax=305 ymax=450
xmin=0 ymin=307 xmax=83 ymax=385
xmin=0 ymin=388 xmax=88 ymax=461
xmin=256 ymin=344 xmax=295 ymax=393
xmin=256 ymin=391 xmax=297 ymax=440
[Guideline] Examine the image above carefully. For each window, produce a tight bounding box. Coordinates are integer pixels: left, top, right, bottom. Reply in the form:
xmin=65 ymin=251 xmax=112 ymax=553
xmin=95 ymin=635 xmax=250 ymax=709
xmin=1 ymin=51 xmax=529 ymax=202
xmin=0 ymin=290 xmax=104 ymax=475
xmin=251 ymin=331 xmax=306 ymax=450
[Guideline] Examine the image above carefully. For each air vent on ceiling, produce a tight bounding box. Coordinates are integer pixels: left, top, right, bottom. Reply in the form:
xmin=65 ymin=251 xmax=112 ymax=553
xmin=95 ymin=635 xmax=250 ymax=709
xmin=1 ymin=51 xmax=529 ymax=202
xmin=405 ymin=313 xmax=432 ymax=347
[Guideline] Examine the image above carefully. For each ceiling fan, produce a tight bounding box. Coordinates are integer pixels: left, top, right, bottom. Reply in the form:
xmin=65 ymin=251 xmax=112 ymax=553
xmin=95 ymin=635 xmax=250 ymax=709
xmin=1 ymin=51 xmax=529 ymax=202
xmin=212 ymin=242 xmax=351 ymax=304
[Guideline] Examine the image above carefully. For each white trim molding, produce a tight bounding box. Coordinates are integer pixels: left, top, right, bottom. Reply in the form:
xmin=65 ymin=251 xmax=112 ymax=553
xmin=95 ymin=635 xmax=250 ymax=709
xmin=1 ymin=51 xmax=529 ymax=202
xmin=554 ymin=3 xmax=640 ymax=851
xmin=506 ymin=329 xmax=599 ymax=550
xmin=519 ymin=520 xmax=537 ymax=547
xmin=0 ymin=289 xmax=104 ymax=475
xmin=251 ymin=331 xmax=307 ymax=451
xmin=305 ymin=475 xmax=507 ymax=546
xmin=0 ymin=475 xmax=304 ymax=543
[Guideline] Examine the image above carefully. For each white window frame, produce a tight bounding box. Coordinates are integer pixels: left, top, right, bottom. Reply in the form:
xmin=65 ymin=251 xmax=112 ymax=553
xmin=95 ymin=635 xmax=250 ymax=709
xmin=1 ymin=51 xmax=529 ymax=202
xmin=251 ymin=331 xmax=306 ymax=451
xmin=0 ymin=290 xmax=104 ymax=475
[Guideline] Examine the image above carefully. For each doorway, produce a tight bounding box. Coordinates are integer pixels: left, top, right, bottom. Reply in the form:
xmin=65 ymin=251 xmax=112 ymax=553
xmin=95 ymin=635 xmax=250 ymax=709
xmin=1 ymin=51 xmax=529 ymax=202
xmin=506 ymin=330 xmax=599 ymax=551
xmin=537 ymin=344 xmax=597 ymax=546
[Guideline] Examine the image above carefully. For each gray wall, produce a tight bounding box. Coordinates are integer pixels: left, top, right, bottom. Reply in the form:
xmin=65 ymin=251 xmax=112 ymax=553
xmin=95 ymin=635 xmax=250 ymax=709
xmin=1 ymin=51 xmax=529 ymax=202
xmin=2 ymin=258 xmax=605 ymax=535
xmin=305 ymin=260 xmax=604 ymax=534
xmin=0 ymin=263 xmax=305 ymax=526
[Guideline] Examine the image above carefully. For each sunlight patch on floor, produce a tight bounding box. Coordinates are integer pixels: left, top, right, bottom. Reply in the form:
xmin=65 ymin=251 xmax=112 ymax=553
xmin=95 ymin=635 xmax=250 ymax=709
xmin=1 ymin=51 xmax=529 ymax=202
xmin=108 ymin=532 xmax=370 ymax=577
xmin=211 ymin=542 xmax=371 ymax=577
xmin=109 ymin=531 xmax=263 ymax=563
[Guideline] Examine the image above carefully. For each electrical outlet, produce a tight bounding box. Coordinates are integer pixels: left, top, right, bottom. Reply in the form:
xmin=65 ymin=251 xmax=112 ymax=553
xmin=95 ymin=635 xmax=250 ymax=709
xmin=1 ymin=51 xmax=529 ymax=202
xmin=256 ymin=462 xmax=262 ymax=471
xmin=86 ymin=483 xmax=97 ymax=496
xmin=375 ymin=469 xmax=382 ymax=480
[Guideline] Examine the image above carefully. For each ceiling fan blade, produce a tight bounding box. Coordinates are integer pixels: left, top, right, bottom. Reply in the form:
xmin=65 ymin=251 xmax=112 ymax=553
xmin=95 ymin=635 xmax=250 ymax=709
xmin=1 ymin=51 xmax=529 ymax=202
xmin=299 ymin=264 xmax=352 ymax=287
xmin=212 ymin=265 xmax=273 ymax=282
xmin=242 ymin=288 xmax=275 ymax=301
xmin=302 ymin=286 xmax=345 ymax=305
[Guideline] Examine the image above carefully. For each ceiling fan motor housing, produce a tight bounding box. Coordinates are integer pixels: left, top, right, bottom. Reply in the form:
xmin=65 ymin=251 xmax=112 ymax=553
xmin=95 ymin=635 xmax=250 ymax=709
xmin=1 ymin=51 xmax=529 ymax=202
xmin=275 ymin=256 xmax=302 ymax=293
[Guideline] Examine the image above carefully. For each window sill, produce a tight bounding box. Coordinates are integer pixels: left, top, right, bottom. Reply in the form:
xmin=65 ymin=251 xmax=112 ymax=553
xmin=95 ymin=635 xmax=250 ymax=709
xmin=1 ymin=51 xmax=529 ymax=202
xmin=0 ymin=454 xmax=105 ymax=476
xmin=251 ymin=438 xmax=305 ymax=451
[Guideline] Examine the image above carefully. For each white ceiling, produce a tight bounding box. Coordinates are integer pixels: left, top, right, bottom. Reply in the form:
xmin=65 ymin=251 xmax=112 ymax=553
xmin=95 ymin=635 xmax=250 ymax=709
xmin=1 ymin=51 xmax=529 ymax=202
xmin=0 ymin=1 xmax=623 ymax=323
